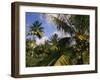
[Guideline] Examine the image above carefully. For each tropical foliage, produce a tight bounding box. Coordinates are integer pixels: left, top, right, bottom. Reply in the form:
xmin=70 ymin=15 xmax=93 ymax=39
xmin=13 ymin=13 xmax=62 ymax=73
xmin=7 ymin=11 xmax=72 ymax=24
xmin=26 ymin=14 xmax=89 ymax=67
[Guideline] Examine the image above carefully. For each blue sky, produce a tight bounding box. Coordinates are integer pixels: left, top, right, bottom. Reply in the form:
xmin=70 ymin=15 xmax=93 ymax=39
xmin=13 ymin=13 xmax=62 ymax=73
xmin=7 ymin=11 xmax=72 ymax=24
xmin=26 ymin=12 xmax=57 ymax=39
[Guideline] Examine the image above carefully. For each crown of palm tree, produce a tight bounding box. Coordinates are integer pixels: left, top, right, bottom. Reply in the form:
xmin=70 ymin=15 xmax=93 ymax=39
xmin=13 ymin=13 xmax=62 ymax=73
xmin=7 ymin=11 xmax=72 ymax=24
xmin=29 ymin=20 xmax=44 ymax=39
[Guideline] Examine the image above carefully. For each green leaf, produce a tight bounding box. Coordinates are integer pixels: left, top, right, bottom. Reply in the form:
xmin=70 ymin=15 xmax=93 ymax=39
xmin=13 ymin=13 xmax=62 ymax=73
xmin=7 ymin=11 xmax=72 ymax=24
xmin=54 ymin=54 xmax=70 ymax=66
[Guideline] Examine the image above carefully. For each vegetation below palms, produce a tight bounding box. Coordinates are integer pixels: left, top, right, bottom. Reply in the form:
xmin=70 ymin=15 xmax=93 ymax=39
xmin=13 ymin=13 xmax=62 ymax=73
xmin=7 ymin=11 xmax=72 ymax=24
xmin=26 ymin=14 xmax=89 ymax=67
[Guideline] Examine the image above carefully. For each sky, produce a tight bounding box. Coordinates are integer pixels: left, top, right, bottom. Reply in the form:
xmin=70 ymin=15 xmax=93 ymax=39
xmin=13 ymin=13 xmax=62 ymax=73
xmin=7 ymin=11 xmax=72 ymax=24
xmin=25 ymin=12 xmax=68 ymax=45
xmin=26 ymin=12 xmax=57 ymax=38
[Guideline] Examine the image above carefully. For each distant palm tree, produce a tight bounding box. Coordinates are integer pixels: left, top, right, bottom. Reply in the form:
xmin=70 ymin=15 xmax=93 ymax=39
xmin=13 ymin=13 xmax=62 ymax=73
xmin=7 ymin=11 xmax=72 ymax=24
xmin=49 ymin=34 xmax=59 ymax=51
xmin=26 ymin=21 xmax=44 ymax=67
xmin=28 ymin=20 xmax=44 ymax=39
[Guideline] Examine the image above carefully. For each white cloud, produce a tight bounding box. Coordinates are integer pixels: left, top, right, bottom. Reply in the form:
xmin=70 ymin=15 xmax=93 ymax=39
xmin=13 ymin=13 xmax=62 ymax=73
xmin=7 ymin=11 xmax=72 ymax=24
xmin=36 ymin=36 xmax=48 ymax=45
xmin=35 ymin=30 xmax=71 ymax=46
xmin=52 ymin=30 xmax=70 ymax=38
xmin=45 ymin=14 xmax=71 ymax=24
xmin=45 ymin=14 xmax=58 ymax=24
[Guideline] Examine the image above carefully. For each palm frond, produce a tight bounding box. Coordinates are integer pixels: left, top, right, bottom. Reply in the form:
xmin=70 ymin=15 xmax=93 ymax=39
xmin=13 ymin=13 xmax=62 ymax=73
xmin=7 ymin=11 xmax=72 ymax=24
xmin=71 ymin=15 xmax=89 ymax=34
xmin=28 ymin=20 xmax=44 ymax=39
xmin=54 ymin=54 xmax=70 ymax=66
xmin=52 ymin=16 xmax=75 ymax=35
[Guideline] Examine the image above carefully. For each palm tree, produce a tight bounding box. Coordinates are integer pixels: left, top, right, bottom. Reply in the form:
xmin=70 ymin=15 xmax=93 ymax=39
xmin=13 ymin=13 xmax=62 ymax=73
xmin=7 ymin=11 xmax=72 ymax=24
xmin=37 ymin=34 xmax=72 ymax=66
xmin=49 ymin=34 xmax=59 ymax=51
xmin=28 ymin=20 xmax=44 ymax=39
xmin=26 ymin=15 xmax=89 ymax=67
xmin=26 ymin=20 xmax=44 ymax=67
xmin=48 ymin=14 xmax=89 ymax=65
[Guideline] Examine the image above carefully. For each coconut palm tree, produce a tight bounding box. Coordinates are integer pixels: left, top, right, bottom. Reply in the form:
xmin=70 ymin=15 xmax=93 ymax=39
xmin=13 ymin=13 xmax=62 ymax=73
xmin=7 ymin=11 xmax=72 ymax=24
xmin=28 ymin=20 xmax=44 ymax=39
xmin=50 ymin=14 xmax=89 ymax=64
xmin=26 ymin=20 xmax=44 ymax=67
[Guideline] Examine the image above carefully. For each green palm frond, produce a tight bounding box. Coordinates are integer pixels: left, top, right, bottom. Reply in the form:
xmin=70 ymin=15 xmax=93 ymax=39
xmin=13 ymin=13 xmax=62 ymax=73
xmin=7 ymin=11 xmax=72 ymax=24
xmin=26 ymin=39 xmax=36 ymax=48
xmin=29 ymin=20 xmax=44 ymax=39
xmin=54 ymin=54 xmax=70 ymax=66
xmin=71 ymin=15 xmax=89 ymax=34
xmin=51 ymin=16 xmax=75 ymax=36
